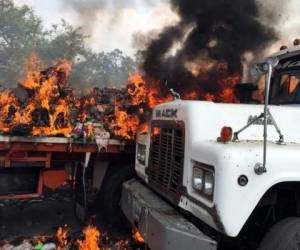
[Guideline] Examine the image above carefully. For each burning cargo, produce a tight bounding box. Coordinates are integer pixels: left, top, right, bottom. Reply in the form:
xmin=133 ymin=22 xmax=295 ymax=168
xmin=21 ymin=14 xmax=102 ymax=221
xmin=0 ymin=57 xmax=144 ymax=141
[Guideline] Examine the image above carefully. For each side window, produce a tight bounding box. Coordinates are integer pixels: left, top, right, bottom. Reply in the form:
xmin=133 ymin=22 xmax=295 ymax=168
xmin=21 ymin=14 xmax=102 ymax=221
xmin=272 ymin=72 xmax=300 ymax=104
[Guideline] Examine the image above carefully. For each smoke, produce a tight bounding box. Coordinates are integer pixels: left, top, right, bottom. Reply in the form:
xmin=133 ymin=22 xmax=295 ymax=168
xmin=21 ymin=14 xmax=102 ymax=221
xmin=61 ymin=0 xmax=112 ymax=34
xmin=60 ymin=0 xmax=169 ymax=32
xmin=141 ymin=0 xmax=284 ymax=99
xmin=59 ymin=0 xmax=177 ymax=55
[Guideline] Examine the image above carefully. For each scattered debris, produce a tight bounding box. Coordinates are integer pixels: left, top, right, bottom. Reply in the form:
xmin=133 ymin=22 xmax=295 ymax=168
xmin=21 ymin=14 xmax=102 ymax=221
xmin=0 ymin=224 xmax=145 ymax=250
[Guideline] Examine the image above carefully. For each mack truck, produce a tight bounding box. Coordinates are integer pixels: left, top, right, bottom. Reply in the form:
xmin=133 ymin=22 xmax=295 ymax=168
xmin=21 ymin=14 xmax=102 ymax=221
xmin=120 ymin=44 xmax=300 ymax=250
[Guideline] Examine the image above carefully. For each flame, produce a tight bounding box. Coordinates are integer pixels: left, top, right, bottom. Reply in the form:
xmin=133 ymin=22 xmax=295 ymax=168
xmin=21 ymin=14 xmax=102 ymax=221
xmin=56 ymin=225 xmax=69 ymax=250
xmin=290 ymin=76 xmax=298 ymax=93
xmin=127 ymin=72 xmax=146 ymax=106
xmin=147 ymin=87 xmax=173 ymax=108
xmin=112 ymin=70 xmax=240 ymax=139
xmin=127 ymin=72 xmax=172 ymax=108
xmin=152 ymin=127 xmax=161 ymax=136
xmin=127 ymin=70 xmax=240 ymax=109
xmin=0 ymin=54 xmax=241 ymax=140
xmin=139 ymin=123 xmax=149 ymax=134
xmin=217 ymin=75 xmax=240 ymax=103
xmin=132 ymin=228 xmax=145 ymax=244
xmin=77 ymin=225 xmax=101 ymax=250
xmin=0 ymin=56 xmax=73 ymax=136
xmin=183 ymin=90 xmax=198 ymax=100
xmin=0 ymin=91 xmax=19 ymax=132
xmin=109 ymin=111 xmax=140 ymax=140
xmin=21 ymin=53 xmax=42 ymax=89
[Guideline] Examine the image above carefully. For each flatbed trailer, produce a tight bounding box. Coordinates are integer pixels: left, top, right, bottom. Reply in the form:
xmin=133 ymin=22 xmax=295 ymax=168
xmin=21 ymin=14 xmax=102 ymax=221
xmin=0 ymin=136 xmax=133 ymax=168
xmin=0 ymin=136 xmax=135 ymax=222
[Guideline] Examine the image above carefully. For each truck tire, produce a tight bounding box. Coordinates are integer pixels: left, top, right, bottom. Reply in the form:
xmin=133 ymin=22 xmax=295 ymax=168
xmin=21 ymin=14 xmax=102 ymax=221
xmin=97 ymin=164 xmax=134 ymax=226
xmin=258 ymin=217 xmax=300 ymax=250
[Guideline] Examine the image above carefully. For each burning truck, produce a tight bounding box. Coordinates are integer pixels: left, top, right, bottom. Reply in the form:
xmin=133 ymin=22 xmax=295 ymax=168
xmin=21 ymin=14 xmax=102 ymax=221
xmin=0 ymin=56 xmax=153 ymax=224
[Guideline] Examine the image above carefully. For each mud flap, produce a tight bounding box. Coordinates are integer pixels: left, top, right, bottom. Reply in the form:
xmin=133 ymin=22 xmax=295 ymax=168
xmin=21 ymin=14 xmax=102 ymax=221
xmin=121 ymin=179 xmax=217 ymax=250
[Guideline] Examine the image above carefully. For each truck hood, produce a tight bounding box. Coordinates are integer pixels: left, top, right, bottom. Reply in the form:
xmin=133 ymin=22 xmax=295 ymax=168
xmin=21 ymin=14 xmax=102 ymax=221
xmin=152 ymin=100 xmax=300 ymax=236
xmin=153 ymin=100 xmax=300 ymax=143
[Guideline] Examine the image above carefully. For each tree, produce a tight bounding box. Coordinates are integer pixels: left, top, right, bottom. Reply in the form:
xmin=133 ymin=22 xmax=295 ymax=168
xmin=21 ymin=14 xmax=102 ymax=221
xmin=0 ymin=0 xmax=137 ymax=89
xmin=70 ymin=49 xmax=136 ymax=88
xmin=0 ymin=0 xmax=43 ymax=87
xmin=38 ymin=20 xmax=88 ymax=63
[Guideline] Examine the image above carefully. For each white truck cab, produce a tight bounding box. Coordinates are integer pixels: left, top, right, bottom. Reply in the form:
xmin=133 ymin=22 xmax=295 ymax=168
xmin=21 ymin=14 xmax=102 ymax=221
xmin=121 ymin=45 xmax=300 ymax=250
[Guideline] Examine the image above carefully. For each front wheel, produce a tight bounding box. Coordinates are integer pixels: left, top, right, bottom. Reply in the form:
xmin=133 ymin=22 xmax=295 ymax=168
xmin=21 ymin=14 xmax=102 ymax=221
xmin=258 ymin=217 xmax=300 ymax=250
xmin=96 ymin=164 xmax=134 ymax=226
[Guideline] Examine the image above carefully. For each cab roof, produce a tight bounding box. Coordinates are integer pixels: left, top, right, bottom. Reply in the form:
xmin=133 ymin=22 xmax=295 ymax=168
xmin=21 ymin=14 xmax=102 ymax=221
xmin=270 ymin=45 xmax=300 ymax=60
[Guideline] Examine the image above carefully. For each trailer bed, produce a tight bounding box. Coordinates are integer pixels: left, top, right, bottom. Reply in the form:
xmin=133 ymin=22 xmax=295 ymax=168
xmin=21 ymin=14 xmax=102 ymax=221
xmin=0 ymin=135 xmax=130 ymax=152
xmin=0 ymin=136 xmax=135 ymax=200
xmin=0 ymin=136 xmax=134 ymax=168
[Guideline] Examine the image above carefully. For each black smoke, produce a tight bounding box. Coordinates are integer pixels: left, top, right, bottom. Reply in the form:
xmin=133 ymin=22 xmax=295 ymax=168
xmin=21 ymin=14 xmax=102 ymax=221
xmin=142 ymin=0 xmax=279 ymax=100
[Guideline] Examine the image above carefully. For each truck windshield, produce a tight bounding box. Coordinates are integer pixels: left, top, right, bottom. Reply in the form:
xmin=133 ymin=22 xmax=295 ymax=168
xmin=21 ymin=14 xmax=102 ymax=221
xmin=270 ymin=70 xmax=300 ymax=104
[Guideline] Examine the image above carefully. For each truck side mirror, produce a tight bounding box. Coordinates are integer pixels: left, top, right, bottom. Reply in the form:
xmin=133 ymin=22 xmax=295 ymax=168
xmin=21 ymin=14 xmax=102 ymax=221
xmin=251 ymin=57 xmax=279 ymax=77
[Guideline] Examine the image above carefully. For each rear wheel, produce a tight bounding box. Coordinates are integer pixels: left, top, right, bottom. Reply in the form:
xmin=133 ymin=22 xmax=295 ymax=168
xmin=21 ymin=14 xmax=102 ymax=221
xmin=97 ymin=164 xmax=134 ymax=226
xmin=258 ymin=217 xmax=300 ymax=250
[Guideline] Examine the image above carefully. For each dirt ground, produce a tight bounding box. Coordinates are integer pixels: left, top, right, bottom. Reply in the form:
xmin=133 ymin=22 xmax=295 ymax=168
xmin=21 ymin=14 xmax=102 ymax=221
xmin=0 ymin=199 xmax=81 ymax=241
xmin=0 ymin=197 xmax=140 ymax=249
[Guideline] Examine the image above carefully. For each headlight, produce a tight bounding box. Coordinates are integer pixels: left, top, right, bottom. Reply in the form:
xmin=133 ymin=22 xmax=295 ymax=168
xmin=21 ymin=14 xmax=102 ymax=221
xmin=137 ymin=144 xmax=146 ymax=165
xmin=204 ymin=171 xmax=214 ymax=196
xmin=192 ymin=167 xmax=204 ymax=191
xmin=192 ymin=162 xmax=215 ymax=200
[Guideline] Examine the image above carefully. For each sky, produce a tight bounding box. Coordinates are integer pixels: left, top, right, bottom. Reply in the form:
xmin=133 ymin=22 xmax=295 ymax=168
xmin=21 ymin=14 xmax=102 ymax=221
xmin=14 ymin=0 xmax=179 ymax=57
xmin=13 ymin=0 xmax=300 ymax=58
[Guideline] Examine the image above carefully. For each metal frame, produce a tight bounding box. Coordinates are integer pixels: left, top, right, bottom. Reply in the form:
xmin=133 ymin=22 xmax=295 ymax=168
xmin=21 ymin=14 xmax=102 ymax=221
xmin=0 ymin=136 xmax=133 ymax=168
xmin=234 ymin=57 xmax=282 ymax=175
xmin=0 ymin=169 xmax=43 ymax=200
xmin=0 ymin=136 xmax=134 ymax=200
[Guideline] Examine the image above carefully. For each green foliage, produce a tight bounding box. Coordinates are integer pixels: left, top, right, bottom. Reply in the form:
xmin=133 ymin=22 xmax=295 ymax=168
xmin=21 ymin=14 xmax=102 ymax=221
xmin=0 ymin=0 xmax=136 ymax=88
xmin=38 ymin=20 xmax=88 ymax=63
xmin=0 ymin=0 xmax=43 ymax=86
xmin=70 ymin=49 xmax=136 ymax=87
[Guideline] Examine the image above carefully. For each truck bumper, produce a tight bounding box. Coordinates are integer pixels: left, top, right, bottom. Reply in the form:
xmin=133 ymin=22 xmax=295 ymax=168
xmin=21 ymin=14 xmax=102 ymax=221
xmin=121 ymin=179 xmax=217 ymax=250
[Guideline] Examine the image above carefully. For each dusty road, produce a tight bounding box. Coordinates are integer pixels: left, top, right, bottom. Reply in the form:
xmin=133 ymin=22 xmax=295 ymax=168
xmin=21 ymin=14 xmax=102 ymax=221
xmin=0 ymin=199 xmax=81 ymax=241
xmin=0 ymin=195 xmax=140 ymax=249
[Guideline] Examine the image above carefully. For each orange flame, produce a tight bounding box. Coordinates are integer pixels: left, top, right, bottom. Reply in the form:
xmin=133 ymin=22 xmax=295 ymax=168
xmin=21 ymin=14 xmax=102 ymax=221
xmin=21 ymin=53 xmax=42 ymax=89
xmin=109 ymin=111 xmax=140 ymax=140
xmin=127 ymin=72 xmax=173 ymax=108
xmin=0 ymin=54 xmax=241 ymax=140
xmin=139 ymin=123 xmax=149 ymax=134
xmin=77 ymin=225 xmax=101 ymax=250
xmin=127 ymin=72 xmax=146 ymax=106
xmin=0 ymin=56 xmax=73 ymax=136
xmin=132 ymin=228 xmax=145 ymax=243
xmin=152 ymin=127 xmax=161 ymax=136
xmin=56 ymin=225 xmax=69 ymax=250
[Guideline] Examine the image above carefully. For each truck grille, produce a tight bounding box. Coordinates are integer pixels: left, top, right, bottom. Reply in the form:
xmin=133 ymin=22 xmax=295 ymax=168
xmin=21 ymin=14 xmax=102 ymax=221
xmin=148 ymin=121 xmax=184 ymax=203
